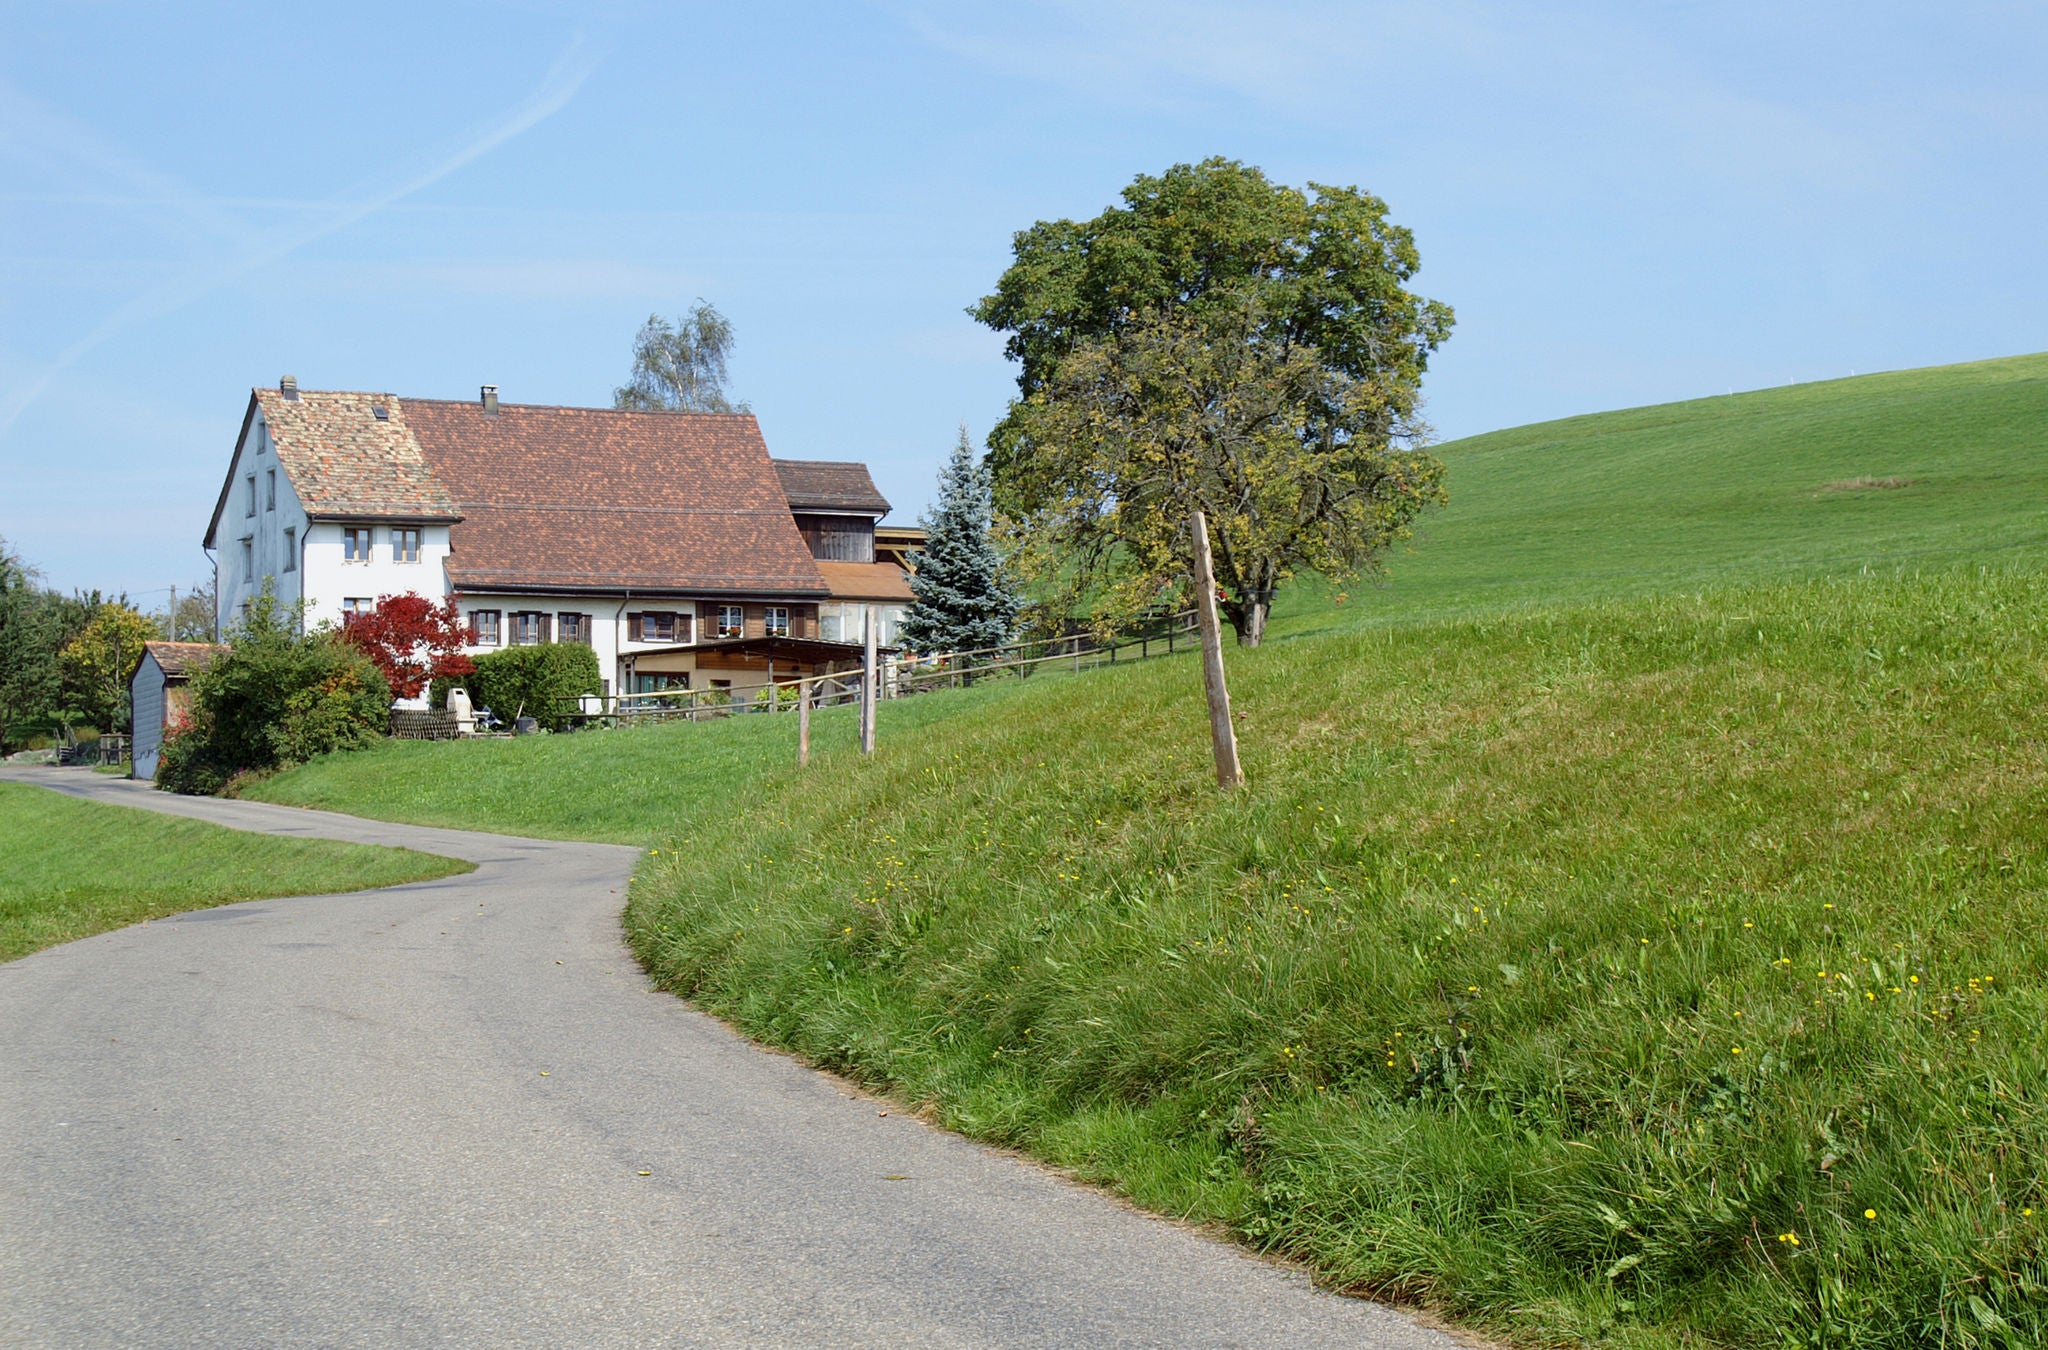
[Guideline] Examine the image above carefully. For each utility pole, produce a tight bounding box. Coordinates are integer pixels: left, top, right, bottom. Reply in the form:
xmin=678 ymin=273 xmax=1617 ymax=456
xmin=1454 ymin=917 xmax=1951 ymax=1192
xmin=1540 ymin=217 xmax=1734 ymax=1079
xmin=1190 ymin=508 xmax=1244 ymax=789
xmin=860 ymin=607 xmax=878 ymax=756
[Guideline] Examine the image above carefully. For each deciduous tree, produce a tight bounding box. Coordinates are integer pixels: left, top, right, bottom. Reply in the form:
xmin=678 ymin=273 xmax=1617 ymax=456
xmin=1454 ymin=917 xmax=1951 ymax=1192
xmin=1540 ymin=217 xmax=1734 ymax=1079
xmin=973 ymin=157 xmax=1452 ymax=646
xmin=59 ymin=601 xmax=161 ymax=734
xmin=0 ymin=539 xmax=62 ymax=753
xmin=613 ymin=300 xmax=747 ymax=413
xmin=338 ymin=592 xmax=475 ymax=701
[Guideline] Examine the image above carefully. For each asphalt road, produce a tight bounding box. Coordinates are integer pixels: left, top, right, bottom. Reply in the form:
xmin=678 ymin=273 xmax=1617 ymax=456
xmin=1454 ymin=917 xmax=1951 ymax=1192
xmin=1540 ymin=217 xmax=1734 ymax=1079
xmin=0 ymin=767 xmax=1469 ymax=1349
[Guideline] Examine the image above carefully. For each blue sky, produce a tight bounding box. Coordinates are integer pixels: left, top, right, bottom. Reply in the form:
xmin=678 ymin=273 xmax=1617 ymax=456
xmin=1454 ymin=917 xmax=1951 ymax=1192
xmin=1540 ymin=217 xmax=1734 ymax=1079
xmin=4 ymin=1 xmax=2042 ymax=599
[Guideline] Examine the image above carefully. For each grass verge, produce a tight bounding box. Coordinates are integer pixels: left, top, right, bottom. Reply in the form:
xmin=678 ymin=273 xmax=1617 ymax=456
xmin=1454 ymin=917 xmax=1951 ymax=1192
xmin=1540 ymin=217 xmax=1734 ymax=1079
xmin=608 ymin=567 xmax=2047 ymax=1348
xmin=0 ymin=782 xmax=473 ymax=961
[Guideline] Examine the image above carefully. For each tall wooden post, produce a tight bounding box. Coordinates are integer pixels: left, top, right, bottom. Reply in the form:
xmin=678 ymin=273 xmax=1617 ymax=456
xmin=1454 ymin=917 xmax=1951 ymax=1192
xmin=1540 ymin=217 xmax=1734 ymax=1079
xmin=860 ymin=607 xmax=878 ymax=756
xmin=1190 ymin=508 xmax=1244 ymax=789
xmin=798 ymin=676 xmax=812 ymax=767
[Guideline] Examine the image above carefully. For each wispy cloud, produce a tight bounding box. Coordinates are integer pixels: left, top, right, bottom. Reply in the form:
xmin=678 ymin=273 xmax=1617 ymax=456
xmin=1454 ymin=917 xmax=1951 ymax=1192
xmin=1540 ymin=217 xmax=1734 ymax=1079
xmin=0 ymin=32 xmax=603 ymax=435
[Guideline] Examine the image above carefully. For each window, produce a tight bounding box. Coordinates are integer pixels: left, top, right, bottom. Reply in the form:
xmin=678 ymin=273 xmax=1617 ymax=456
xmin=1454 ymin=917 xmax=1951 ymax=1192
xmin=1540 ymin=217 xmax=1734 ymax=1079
xmin=343 ymin=527 xmax=374 ymax=562
xmin=716 ymin=604 xmax=744 ymax=639
xmin=764 ymin=606 xmax=790 ymax=638
xmin=245 ymin=475 xmax=256 ymax=517
xmin=283 ymin=527 xmax=296 ymax=571
xmin=239 ymin=536 xmax=253 ymax=574
xmin=392 ymin=527 xmax=421 ymax=563
xmin=341 ymin=597 xmax=374 ymax=620
xmin=265 ymin=469 xmax=276 ymax=511
xmin=635 ymin=611 xmax=674 ymax=643
xmin=470 ymin=610 xmax=501 ymax=646
xmin=631 ymin=672 xmax=689 ymax=694
xmin=512 ymin=611 xmax=550 ymax=646
xmin=557 ymin=612 xmax=589 ymax=644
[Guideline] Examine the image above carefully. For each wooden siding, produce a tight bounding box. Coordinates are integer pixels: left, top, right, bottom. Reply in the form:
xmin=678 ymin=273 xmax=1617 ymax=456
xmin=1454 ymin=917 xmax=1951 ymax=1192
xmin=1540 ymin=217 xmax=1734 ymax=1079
xmin=795 ymin=513 xmax=876 ymax=563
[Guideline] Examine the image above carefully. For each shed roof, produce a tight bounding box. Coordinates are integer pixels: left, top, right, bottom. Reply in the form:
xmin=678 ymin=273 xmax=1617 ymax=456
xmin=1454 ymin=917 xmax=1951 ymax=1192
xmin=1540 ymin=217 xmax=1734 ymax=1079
xmin=772 ymin=459 xmax=892 ymax=515
xmin=138 ymin=641 xmax=224 ymax=679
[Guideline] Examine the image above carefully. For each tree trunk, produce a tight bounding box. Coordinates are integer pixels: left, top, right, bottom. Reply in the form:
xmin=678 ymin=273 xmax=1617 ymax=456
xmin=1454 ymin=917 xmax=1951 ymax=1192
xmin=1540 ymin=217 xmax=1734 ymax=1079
xmin=1236 ymin=590 xmax=1272 ymax=648
xmin=1190 ymin=509 xmax=1244 ymax=790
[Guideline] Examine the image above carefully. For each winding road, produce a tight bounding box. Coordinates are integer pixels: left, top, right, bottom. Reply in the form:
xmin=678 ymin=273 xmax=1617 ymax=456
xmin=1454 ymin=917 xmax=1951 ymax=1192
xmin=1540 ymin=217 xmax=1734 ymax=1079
xmin=1 ymin=768 xmax=1465 ymax=1349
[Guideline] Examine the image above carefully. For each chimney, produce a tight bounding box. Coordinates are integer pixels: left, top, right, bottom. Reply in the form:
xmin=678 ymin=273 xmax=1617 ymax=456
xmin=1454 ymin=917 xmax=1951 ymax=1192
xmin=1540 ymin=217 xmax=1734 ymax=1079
xmin=480 ymin=384 xmax=499 ymax=414
xmin=280 ymin=375 xmax=300 ymax=401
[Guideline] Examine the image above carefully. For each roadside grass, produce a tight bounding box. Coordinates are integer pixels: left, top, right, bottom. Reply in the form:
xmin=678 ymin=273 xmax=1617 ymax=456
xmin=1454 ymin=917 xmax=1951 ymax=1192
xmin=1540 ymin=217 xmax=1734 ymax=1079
xmin=614 ymin=566 xmax=2048 ymax=1348
xmin=0 ymin=783 xmax=473 ymax=961
xmin=1365 ymin=352 xmax=2048 ymax=622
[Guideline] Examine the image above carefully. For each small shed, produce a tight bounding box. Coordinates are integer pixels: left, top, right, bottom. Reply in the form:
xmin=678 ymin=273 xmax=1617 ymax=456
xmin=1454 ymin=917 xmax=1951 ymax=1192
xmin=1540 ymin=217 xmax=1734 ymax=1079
xmin=130 ymin=641 xmax=223 ymax=780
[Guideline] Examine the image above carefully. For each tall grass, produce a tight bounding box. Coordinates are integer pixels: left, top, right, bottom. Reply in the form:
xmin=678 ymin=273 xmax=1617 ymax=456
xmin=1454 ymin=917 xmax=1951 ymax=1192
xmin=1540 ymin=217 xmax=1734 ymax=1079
xmin=621 ymin=567 xmax=2048 ymax=1348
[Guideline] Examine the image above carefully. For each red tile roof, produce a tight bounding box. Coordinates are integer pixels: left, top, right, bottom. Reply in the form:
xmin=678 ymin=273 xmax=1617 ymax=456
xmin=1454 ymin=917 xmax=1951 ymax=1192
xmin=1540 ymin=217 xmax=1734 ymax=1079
xmin=400 ymin=400 xmax=829 ymax=596
xmin=256 ymin=388 xmax=462 ymax=521
xmin=773 ymin=459 xmax=892 ymax=514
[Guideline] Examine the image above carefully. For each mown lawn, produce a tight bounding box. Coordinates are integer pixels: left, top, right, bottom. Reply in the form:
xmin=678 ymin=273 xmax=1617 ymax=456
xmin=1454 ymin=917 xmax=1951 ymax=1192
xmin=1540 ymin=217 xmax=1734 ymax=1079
xmin=0 ymin=783 xmax=472 ymax=961
xmin=1373 ymin=352 xmax=2048 ymax=620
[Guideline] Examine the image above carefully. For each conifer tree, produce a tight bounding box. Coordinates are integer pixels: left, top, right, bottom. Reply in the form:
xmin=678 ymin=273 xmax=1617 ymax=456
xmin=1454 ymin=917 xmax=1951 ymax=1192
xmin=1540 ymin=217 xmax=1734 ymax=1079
xmin=899 ymin=427 xmax=1019 ymax=656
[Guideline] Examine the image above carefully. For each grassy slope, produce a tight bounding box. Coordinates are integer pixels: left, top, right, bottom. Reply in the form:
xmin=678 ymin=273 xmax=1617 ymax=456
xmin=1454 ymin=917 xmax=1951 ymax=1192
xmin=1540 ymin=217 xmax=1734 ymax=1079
xmin=0 ymin=782 xmax=473 ymax=961
xmin=248 ymin=357 xmax=2048 ymax=1345
xmin=1368 ymin=353 xmax=2048 ymax=619
xmin=618 ymin=569 xmax=2048 ymax=1348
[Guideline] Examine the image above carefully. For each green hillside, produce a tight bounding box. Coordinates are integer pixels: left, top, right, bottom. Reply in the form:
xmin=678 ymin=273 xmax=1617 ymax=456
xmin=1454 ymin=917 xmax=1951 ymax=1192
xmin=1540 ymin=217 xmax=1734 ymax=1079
xmin=1365 ymin=353 xmax=2048 ymax=620
xmin=248 ymin=355 xmax=2048 ymax=1347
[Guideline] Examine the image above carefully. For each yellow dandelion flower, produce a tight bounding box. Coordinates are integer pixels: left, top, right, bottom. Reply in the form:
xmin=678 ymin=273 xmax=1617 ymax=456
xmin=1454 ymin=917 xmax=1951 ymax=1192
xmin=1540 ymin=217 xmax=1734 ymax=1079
xmin=1864 ymin=1209 xmax=1876 ymax=1220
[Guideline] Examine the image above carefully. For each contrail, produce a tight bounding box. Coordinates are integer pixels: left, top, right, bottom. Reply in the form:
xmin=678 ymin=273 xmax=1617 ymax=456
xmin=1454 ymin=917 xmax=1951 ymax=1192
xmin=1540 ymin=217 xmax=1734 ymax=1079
xmin=0 ymin=32 xmax=602 ymax=435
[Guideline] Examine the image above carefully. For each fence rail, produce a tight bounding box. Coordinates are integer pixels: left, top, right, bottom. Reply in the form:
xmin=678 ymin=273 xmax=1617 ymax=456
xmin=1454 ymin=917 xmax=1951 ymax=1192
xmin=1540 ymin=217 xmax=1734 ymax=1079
xmin=523 ymin=609 xmax=1200 ymax=730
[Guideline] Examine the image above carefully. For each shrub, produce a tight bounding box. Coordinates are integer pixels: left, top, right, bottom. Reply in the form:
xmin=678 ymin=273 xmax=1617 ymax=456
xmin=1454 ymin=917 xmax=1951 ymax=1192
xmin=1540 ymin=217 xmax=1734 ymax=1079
xmin=157 ymin=587 xmax=391 ymax=795
xmin=465 ymin=643 xmax=600 ymax=731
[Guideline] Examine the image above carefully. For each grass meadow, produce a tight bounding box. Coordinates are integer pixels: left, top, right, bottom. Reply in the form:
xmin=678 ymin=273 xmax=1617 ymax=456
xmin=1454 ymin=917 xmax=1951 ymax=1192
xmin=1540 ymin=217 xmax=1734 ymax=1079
xmin=0 ymin=783 xmax=472 ymax=961
xmin=251 ymin=356 xmax=2048 ymax=1346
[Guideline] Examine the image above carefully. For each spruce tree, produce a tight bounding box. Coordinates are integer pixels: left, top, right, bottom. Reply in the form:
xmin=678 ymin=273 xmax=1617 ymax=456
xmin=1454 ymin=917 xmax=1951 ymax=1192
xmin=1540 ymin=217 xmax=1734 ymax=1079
xmin=899 ymin=426 xmax=1020 ymax=656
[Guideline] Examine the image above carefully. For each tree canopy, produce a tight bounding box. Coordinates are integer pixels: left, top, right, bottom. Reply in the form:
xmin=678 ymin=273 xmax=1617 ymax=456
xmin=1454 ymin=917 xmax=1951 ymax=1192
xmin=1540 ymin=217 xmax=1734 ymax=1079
xmin=899 ymin=426 xmax=1020 ymax=657
xmin=613 ymin=300 xmax=747 ymax=413
xmin=972 ymin=157 xmax=1453 ymax=644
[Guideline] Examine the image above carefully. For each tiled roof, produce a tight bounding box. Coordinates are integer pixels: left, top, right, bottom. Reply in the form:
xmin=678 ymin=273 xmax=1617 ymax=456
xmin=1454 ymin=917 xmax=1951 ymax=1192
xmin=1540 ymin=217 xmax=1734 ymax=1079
xmin=255 ymin=388 xmax=462 ymax=522
xmin=773 ymin=459 xmax=892 ymax=515
xmin=139 ymin=641 xmax=223 ymax=679
xmin=816 ymin=561 xmax=916 ymax=603
xmin=401 ymin=401 xmax=830 ymax=596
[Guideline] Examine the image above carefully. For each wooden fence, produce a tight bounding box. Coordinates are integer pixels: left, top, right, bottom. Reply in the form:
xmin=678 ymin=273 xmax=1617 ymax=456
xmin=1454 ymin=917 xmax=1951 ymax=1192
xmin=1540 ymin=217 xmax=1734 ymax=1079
xmin=533 ymin=609 xmax=1200 ymax=731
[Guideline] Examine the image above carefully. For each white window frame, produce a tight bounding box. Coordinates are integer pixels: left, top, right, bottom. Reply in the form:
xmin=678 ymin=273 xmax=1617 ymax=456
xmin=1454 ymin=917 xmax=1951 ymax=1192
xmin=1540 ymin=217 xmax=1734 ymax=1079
xmin=470 ymin=610 xmax=501 ymax=647
xmin=764 ymin=606 xmax=791 ymax=638
xmin=716 ymin=604 xmax=744 ymax=639
xmin=511 ymin=611 xmax=550 ymax=646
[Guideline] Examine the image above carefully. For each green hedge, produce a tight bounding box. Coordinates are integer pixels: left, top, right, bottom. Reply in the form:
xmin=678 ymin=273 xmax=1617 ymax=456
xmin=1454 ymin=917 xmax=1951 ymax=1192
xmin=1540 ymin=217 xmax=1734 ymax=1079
xmin=446 ymin=643 xmax=601 ymax=732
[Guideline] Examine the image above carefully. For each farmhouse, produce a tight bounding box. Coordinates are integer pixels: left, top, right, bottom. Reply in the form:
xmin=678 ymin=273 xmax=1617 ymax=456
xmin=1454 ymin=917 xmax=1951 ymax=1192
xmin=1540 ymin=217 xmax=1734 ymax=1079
xmin=129 ymin=641 xmax=222 ymax=779
xmin=203 ymin=379 xmax=917 ymax=703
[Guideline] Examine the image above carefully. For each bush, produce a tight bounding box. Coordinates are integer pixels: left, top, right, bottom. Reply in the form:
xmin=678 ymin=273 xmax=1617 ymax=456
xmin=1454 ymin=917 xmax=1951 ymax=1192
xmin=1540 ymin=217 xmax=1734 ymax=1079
xmin=157 ymin=587 xmax=391 ymax=795
xmin=464 ymin=643 xmax=601 ymax=732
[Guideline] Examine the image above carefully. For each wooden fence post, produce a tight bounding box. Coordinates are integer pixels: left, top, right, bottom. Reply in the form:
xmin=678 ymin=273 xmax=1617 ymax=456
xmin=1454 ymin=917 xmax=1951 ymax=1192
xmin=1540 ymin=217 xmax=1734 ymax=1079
xmin=1190 ymin=508 xmax=1244 ymax=789
xmin=798 ymin=677 xmax=812 ymax=768
xmin=860 ymin=608 xmax=878 ymax=756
